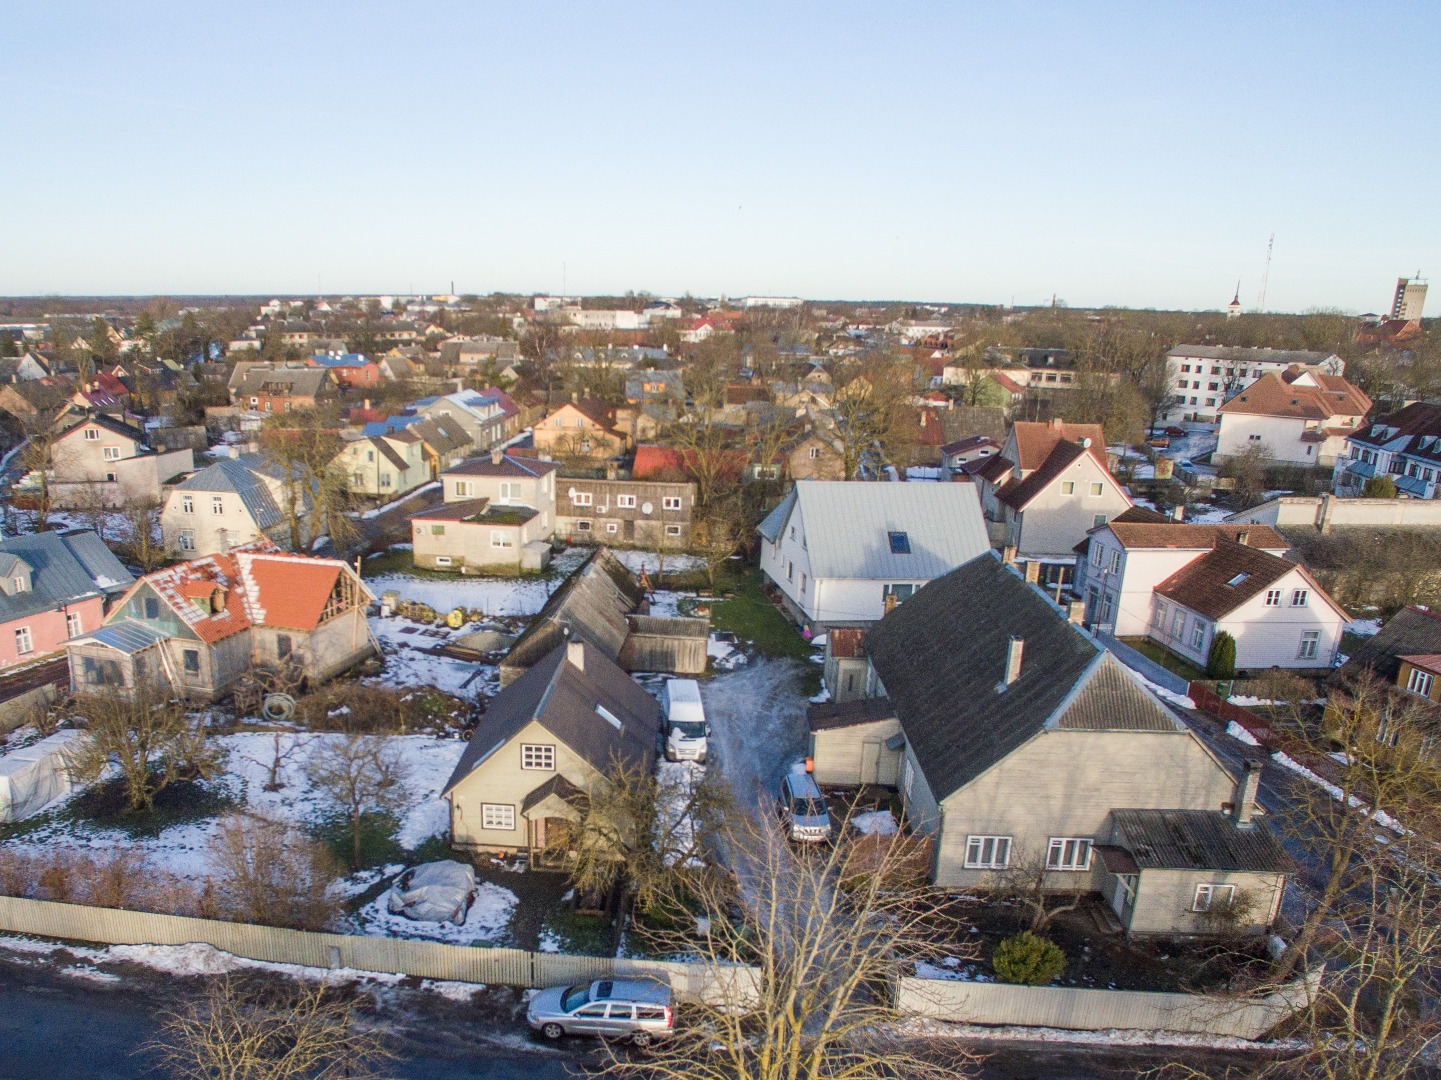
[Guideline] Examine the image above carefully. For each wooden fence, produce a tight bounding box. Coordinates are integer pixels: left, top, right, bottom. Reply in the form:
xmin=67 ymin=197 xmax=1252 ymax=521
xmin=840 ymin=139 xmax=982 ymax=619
xmin=894 ymin=967 xmax=1321 ymax=1039
xmin=0 ymin=896 xmax=756 ymax=1004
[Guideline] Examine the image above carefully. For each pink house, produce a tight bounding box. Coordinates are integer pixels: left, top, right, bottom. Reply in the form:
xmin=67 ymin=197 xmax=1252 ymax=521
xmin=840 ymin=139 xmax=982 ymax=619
xmin=0 ymin=530 xmax=134 ymax=669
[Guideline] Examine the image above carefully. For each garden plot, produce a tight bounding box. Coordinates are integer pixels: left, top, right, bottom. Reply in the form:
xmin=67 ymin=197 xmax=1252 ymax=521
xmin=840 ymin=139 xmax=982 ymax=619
xmin=368 ymin=617 xmax=501 ymax=698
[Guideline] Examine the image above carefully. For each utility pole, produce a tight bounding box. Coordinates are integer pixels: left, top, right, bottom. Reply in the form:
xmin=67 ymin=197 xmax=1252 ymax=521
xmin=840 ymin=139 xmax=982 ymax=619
xmin=1255 ymin=234 xmax=1274 ymax=312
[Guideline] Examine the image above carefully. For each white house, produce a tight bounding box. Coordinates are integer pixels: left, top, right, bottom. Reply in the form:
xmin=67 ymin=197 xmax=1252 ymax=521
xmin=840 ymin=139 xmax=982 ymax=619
xmin=756 ymin=481 xmax=990 ymax=629
xmin=335 ymin=430 xmax=428 ymax=499
xmin=161 ymin=456 xmax=307 ymax=557
xmin=1215 ymin=368 xmax=1371 ymax=467
xmin=1164 ymin=346 xmax=1346 ymax=422
xmin=1334 ymin=402 xmax=1441 ymax=499
xmin=48 ymin=413 xmax=194 ymax=509
xmin=1074 ymin=519 xmax=1346 ymax=671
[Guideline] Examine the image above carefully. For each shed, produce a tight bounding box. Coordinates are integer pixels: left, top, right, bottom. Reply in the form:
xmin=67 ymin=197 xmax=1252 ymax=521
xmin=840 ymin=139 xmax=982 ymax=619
xmin=806 ymin=696 xmax=902 ymax=787
xmin=0 ymin=730 xmax=89 ymax=822
xmin=618 ymin=614 xmax=709 ymax=674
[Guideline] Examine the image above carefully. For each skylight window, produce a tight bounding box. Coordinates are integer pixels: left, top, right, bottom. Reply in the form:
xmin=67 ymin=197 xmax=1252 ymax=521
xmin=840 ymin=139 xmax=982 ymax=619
xmin=888 ymin=531 xmax=911 ymax=554
xmin=1226 ymin=573 xmax=1250 ymax=587
xmin=595 ymin=704 xmax=622 ymax=730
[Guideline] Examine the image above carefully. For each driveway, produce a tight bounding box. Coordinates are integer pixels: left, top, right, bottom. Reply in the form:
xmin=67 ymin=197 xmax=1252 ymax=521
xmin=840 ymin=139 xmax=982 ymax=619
xmin=699 ymin=656 xmax=811 ymax=813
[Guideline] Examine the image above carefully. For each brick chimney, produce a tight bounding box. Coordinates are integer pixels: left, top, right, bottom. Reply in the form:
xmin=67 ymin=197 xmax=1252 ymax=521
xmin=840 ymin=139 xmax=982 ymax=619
xmin=1171 ymin=504 xmax=1184 ymax=521
xmin=1231 ymin=759 xmax=1263 ymax=829
xmin=1002 ymin=544 xmax=1018 ymax=566
xmin=1049 ymin=416 xmax=1064 ymax=430
xmin=491 ymin=448 xmax=503 ymax=465
xmin=567 ymin=639 xmax=585 ymax=671
xmin=1024 ymin=560 xmax=1040 ymax=584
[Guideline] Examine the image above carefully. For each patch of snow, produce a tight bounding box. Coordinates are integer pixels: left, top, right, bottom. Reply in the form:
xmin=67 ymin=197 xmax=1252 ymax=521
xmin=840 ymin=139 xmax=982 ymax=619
xmin=365 ymin=571 xmax=559 ymax=618
xmin=1345 ymin=617 xmax=1382 ymax=637
xmin=1132 ymin=672 xmax=1195 ymax=710
xmin=1272 ymin=751 xmax=1407 ymax=835
xmin=914 ymin=958 xmax=990 ymax=982
xmin=892 ymin=1016 xmax=1306 ymax=1052
xmin=358 ymin=481 xmax=441 ymax=519
xmin=852 ymin=810 xmax=898 ymax=836
xmin=418 ymin=978 xmax=482 ymax=1002
xmin=1226 ymin=721 xmax=1261 ymax=747
xmin=369 ymin=616 xmax=496 ymax=697
xmin=353 ymin=880 xmax=518 ymax=945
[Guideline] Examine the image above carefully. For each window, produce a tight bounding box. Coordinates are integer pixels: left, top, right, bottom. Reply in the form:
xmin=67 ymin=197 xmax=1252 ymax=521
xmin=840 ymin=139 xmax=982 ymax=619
xmin=572 ymin=492 xmax=593 ymax=506
xmin=800 ymin=572 xmax=807 ymax=592
xmin=884 ymin=582 xmax=915 ymax=605
xmin=104 ymin=472 xmax=117 ymax=483
xmin=663 ymin=496 xmax=682 ymax=511
xmin=1264 ymin=589 xmax=1281 ymax=607
xmin=66 ymin=612 xmax=82 ymax=638
xmin=1299 ymin=631 xmax=1320 ymax=660
xmin=1191 ymin=621 xmax=1205 ymax=649
xmin=366 ymin=449 xmax=375 ymax=462
xmin=1407 ymin=667 xmax=1435 ymax=698
xmin=665 ymin=524 xmax=682 ymax=536
xmin=1291 ymin=589 xmax=1309 ymax=607
xmin=276 ymin=635 xmax=292 ymax=659
xmin=490 ymin=530 xmax=514 ymax=548
xmin=14 ymin=627 xmax=32 ymax=655
xmin=212 ymin=496 xmax=224 ymax=515
xmin=964 ymin=835 xmax=1011 ymax=869
xmin=10 ymin=575 xmax=25 ymax=594
xmin=434 ymin=555 xmax=452 ymax=566
xmin=482 ymin=804 xmax=515 ymax=830
xmin=1061 ymin=481 xmax=1075 ymax=495
xmin=379 ymin=474 xmax=392 ymax=488
xmin=617 ymin=494 xmax=636 ymax=509
xmin=180 ymin=494 xmax=194 ymax=514
xmin=143 ymin=597 xmax=160 ymax=620
xmin=606 ymin=522 xmax=618 ymax=533
xmin=82 ymin=656 xmax=122 ymax=686
xmin=576 ymin=520 xmax=592 ymax=533
xmin=82 ymin=428 xmax=100 ymax=441
xmin=1046 ymin=837 xmax=1092 ymax=871
xmin=499 ymin=481 xmax=521 ymax=502
xmin=179 ymin=529 xmax=195 ymax=551
xmin=1092 ymin=514 xmax=1108 ymax=528
xmin=888 ymin=531 xmax=911 ymax=554
xmin=1181 ymin=364 xmax=1191 ymax=373
xmin=1089 ymin=482 xmax=1103 ymax=496
xmin=521 ymin=744 xmax=555 ymax=770
xmin=453 ymin=481 xmax=473 ymax=498
xmin=1172 ymin=609 xmax=1185 ymax=636
xmin=1108 ymin=551 xmax=1121 ymax=574
xmin=102 ymin=446 xmax=122 ymax=461
xmin=431 ymin=524 xmax=445 ymax=536
xmin=182 ymin=649 xmax=200 ymax=674
xmin=1192 ymin=883 xmax=1236 ymax=912
xmin=1090 ymin=542 xmax=1103 ymax=567
xmin=808 ymin=446 xmax=820 ymax=459
xmin=1152 ymin=601 xmax=1167 ymax=629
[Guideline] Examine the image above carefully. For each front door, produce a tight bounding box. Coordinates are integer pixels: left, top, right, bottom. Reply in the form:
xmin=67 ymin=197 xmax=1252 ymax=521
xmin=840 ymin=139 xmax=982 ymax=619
xmin=860 ymin=741 xmax=881 ymax=785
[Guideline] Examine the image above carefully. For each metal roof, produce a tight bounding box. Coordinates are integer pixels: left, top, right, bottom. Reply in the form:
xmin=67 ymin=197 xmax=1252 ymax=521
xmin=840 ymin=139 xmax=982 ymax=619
xmin=0 ymin=530 xmax=134 ymax=623
xmin=174 ymin=459 xmax=284 ymax=530
xmin=1109 ymin=808 xmax=1291 ymax=873
xmin=767 ymin=481 xmax=989 ymax=580
xmin=77 ymin=620 xmax=168 ymax=654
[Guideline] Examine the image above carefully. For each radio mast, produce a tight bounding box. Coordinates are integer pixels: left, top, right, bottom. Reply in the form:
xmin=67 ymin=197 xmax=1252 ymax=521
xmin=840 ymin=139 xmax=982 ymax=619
xmin=1255 ymin=234 xmax=1274 ymax=312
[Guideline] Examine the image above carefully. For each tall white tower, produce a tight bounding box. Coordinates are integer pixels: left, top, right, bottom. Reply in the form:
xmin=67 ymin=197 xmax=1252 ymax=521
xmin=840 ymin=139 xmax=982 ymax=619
xmin=1392 ymin=275 xmax=1427 ymax=321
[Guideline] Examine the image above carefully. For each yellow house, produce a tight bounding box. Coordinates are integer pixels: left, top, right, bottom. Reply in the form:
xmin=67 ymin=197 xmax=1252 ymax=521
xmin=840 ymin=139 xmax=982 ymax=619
xmin=531 ymin=399 xmax=628 ymax=461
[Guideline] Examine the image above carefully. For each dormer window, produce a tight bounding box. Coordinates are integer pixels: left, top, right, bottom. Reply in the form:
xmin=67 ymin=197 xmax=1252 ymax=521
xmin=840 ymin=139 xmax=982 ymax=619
xmin=11 ymin=576 xmax=25 ymax=593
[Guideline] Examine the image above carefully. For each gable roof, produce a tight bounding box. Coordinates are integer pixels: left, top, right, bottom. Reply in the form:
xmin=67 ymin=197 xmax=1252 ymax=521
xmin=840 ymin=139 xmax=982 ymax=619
xmin=1217 ymin=370 xmax=1370 ymax=421
xmin=760 ymin=481 xmax=989 ymax=580
xmin=1010 ymin=420 xmax=1107 ymax=472
xmin=502 ymin=548 xmax=643 ymax=674
xmin=865 ymin=553 xmax=1184 ymax=801
xmin=997 ymin=439 xmax=1123 ymax=511
xmin=59 ymin=412 xmax=150 ymax=447
xmin=442 ymin=640 xmax=661 ymax=795
xmin=1106 ymin=521 xmax=1288 ymax=552
xmin=444 ymin=451 xmax=560 ymax=479
xmin=1153 ymin=538 xmax=1339 ymax=621
xmin=1337 ymin=606 xmax=1441 ymax=684
xmin=0 ymin=529 xmax=134 ymax=623
xmin=233 ymin=367 xmax=332 ymax=398
xmin=174 ymin=459 xmax=284 ymax=530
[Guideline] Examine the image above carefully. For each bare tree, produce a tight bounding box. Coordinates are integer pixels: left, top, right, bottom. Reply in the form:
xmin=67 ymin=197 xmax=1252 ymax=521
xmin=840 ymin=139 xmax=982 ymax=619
xmin=598 ymin=808 xmax=978 ymax=1080
xmin=120 ymin=495 xmax=168 ymax=572
xmin=307 ymin=735 xmax=411 ymax=869
xmin=69 ymin=683 xmax=222 ymax=814
xmin=150 ymin=977 xmax=395 ymax=1080
xmin=258 ymin=412 xmax=359 ymax=555
xmin=695 ymin=492 xmax=752 ymax=592
xmin=824 ymin=351 xmax=920 ymax=479
xmin=990 ymin=844 xmax=1090 ymax=934
xmin=206 ymin=814 xmax=341 ymax=931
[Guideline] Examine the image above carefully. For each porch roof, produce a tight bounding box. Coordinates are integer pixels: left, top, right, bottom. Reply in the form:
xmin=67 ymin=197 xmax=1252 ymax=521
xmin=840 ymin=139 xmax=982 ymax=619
xmin=1110 ymin=809 xmax=1290 ymax=874
xmin=521 ymin=774 xmax=589 ymax=819
xmin=73 ymin=620 xmax=168 ymax=654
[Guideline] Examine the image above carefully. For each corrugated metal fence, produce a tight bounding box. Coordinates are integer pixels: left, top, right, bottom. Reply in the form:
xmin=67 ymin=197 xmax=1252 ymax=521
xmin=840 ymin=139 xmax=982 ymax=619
xmin=0 ymin=896 xmax=756 ymax=1004
xmin=894 ymin=967 xmax=1321 ymax=1039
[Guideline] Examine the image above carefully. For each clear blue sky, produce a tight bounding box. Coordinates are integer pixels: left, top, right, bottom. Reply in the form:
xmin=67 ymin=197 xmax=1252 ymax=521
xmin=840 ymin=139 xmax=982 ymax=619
xmin=2 ymin=1 xmax=1437 ymax=312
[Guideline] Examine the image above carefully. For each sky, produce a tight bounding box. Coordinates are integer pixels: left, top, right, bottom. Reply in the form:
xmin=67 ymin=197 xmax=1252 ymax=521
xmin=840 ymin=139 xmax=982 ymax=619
xmin=1 ymin=1 xmax=1438 ymax=313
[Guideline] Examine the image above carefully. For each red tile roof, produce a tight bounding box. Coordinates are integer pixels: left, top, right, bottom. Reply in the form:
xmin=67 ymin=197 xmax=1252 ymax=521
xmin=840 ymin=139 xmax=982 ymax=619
xmin=1010 ymin=420 xmax=1107 ymax=472
xmin=1218 ymin=370 xmax=1371 ymax=421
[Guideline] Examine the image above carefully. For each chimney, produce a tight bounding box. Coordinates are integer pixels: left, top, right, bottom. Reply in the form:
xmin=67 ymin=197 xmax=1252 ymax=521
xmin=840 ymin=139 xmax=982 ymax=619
xmin=1003 ymin=637 xmax=1025 ymax=686
xmin=1231 ymin=759 xmax=1263 ymax=829
xmin=567 ymin=639 xmax=585 ymax=671
xmin=1067 ymin=599 xmax=1085 ymax=624
xmin=491 ymin=448 xmax=503 ymax=465
xmin=1002 ymin=544 xmax=1018 ymax=566
xmin=1049 ymin=416 xmax=1064 ymax=430
xmin=1171 ymin=504 xmax=1184 ymax=522
xmin=1236 ymin=528 xmax=1251 ymax=546
xmin=571 ymin=390 xmax=578 ymax=403
xmin=363 ymin=398 xmax=371 ymax=411
xmin=1024 ymin=559 xmax=1040 ymax=584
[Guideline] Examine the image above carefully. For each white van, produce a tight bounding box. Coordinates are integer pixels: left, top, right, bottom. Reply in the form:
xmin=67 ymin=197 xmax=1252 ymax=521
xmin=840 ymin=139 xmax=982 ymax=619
xmin=661 ymin=678 xmax=709 ymax=763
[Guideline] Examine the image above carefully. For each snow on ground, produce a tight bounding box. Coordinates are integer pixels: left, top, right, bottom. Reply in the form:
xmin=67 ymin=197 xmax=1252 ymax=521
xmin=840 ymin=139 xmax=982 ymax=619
xmin=852 ymin=809 xmax=898 ymax=836
xmin=365 ymin=571 xmax=559 ymax=618
xmin=892 ymin=1015 xmax=1305 ymax=1052
xmin=656 ymin=758 xmax=705 ymax=867
xmin=1226 ymin=721 xmax=1261 ymax=747
xmin=4 ymin=733 xmax=466 ymax=881
xmin=1131 ymin=671 xmax=1195 ymax=710
xmin=702 ymin=657 xmax=810 ymax=805
xmin=369 ymin=616 xmax=498 ymax=698
xmin=353 ymin=880 xmax=518 ymax=945
xmin=1271 ymin=751 xmax=1407 ymax=835
xmin=914 ymin=956 xmax=991 ymax=982
xmin=1345 ymin=616 xmax=1383 ymax=637
xmin=1183 ymin=504 xmax=1231 ymax=524
xmin=609 ymin=550 xmax=705 ymax=576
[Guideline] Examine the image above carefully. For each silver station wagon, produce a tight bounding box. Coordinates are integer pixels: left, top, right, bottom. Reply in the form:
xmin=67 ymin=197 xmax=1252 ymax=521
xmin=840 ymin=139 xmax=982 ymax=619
xmin=526 ymin=978 xmax=674 ymax=1046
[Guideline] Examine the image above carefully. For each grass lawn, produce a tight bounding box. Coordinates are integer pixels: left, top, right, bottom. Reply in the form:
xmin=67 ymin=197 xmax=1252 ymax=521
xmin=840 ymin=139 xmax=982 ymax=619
xmin=701 ymin=568 xmax=814 ymax=664
xmin=1120 ymin=637 xmax=1208 ymax=683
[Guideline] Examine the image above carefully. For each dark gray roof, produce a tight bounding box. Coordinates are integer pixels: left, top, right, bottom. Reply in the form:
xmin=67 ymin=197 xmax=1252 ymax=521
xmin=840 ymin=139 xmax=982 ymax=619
xmin=502 ymin=548 xmax=643 ymax=674
xmin=864 ymin=553 xmax=1182 ymax=800
xmin=1336 ymin=606 xmax=1441 ymax=685
xmin=175 ymin=459 xmax=284 ymax=530
xmin=442 ymin=641 xmax=660 ymax=794
xmin=1110 ymin=809 xmax=1291 ymax=873
xmin=0 ymin=530 xmax=135 ymax=623
xmin=808 ymin=695 xmax=896 ymax=732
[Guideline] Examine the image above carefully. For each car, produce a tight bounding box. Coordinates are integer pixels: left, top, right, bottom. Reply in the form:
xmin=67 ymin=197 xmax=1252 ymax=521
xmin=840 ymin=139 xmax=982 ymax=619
xmin=662 ymin=677 xmax=709 ymax=763
xmin=1165 ymin=426 xmax=1187 ymax=437
xmin=1146 ymin=436 xmax=1170 ymax=449
xmin=780 ymin=769 xmax=832 ymax=842
xmin=526 ymin=978 xmax=674 ymax=1046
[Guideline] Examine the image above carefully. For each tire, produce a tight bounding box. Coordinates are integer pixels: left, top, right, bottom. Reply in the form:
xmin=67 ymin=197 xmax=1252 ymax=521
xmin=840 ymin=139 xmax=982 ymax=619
xmin=631 ymin=1030 xmax=653 ymax=1048
xmin=541 ymin=1023 xmax=564 ymax=1041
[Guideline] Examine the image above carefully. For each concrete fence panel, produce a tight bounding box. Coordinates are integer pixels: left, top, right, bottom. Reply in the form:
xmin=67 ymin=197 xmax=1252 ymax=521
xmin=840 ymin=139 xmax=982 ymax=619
xmin=893 ymin=968 xmax=1320 ymax=1040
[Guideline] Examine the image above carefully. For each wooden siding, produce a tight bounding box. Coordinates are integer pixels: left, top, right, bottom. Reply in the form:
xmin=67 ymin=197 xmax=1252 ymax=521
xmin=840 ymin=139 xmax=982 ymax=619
xmin=810 ymin=717 xmax=902 ymax=787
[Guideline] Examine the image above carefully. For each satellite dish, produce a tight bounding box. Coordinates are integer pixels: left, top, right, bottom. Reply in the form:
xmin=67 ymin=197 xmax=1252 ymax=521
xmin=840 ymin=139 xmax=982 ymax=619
xmin=1081 ymin=437 xmax=1092 ymax=448
xmin=641 ymin=502 xmax=654 ymax=515
xmin=567 ymin=487 xmax=577 ymax=499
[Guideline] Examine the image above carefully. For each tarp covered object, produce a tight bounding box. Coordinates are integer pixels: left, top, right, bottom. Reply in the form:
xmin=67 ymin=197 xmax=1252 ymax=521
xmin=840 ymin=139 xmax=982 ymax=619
xmin=386 ymin=860 xmax=476 ymax=924
xmin=0 ymin=730 xmax=89 ymax=823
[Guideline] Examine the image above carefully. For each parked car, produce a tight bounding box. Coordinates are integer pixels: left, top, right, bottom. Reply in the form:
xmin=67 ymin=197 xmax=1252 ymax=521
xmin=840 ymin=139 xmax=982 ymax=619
xmin=1164 ymin=426 xmax=1187 ymax=437
xmin=780 ymin=770 xmax=832 ymax=842
xmin=662 ymin=677 xmax=709 ymax=763
xmin=527 ymin=978 xmax=674 ymax=1046
xmin=1146 ymin=436 xmax=1170 ymax=449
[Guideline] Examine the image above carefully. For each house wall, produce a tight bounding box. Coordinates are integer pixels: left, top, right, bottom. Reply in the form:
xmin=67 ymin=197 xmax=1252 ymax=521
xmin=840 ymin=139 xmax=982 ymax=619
xmin=824 ymin=654 xmax=871 ymax=703
xmin=161 ymin=489 xmax=272 ymax=557
xmin=1229 ymin=494 xmax=1441 ymax=531
xmin=531 ymin=405 xmax=626 ymax=460
xmin=809 ymin=717 xmax=903 ymax=787
xmin=0 ymin=597 xmax=105 ymax=668
xmin=164 ymin=631 xmax=250 ymax=699
xmin=419 ymin=401 xmax=505 ymax=451
xmin=449 ymin=719 xmax=601 ymax=852
xmin=759 ymin=501 xmax=816 ymax=623
xmin=787 ymin=440 xmax=844 ymax=482
xmin=1078 ymin=537 xmax=1212 ymax=636
xmin=338 ymin=439 xmax=427 ymax=498
xmin=1216 ymin=413 xmax=1333 ymax=467
xmin=411 ymin=517 xmax=548 ymax=572
xmin=554 ymin=478 xmax=695 ymax=547
xmin=295 ymin=610 xmax=375 ymax=682
xmin=1126 ymin=868 xmax=1286 ymax=937
xmin=444 ymin=469 xmax=555 ymax=533
xmin=929 ymin=729 xmax=1236 ymax=888
xmin=1010 ymin=454 xmax=1132 ymax=559
xmin=51 ymin=430 xmax=194 ymax=507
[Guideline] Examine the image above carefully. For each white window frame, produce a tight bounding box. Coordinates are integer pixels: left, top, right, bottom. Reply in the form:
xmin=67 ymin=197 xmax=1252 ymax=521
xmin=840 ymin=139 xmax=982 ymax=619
xmin=1061 ymin=481 xmax=1075 ymax=495
xmin=481 ymin=803 xmax=516 ymax=830
xmin=499 ymin=481 xmax=522 ymax=502
xmin=576 ymin=520 xmax=592 ymax=533
xmin=434 ymin=555 xmax=452 ymax=566
xmin=178 ymin=529 xmax=196 ymax=551
xmin=66 ymin=611 xmax=82 ymax=638
xmin=1290 ymin=589 xmax=1309 ymax=607
xmin=1152 ymin=601 xmax=1167 ymax=629
xmin=453 ymin=480 xmax=473 ymax=498
xmin=490 ymin=530 xmax=514 ymax=549
xmin=520 ymin=743 xmax=555 ymax=771
xmin=14 ymin=626 xmax=32 ymax=655
xmin=1089 ymin=482 xmax=1104 ymax=496
xmin=211 ymin=495 xmax=225 ymax=515
xmin=665 ymin=524 xmax=682 ymax=537
xmin=180 ymin=494 xmax=194 ymax=514
xmin=662 ymin=496 xmax=683 ymax=510
xmin=1407 ymin=667 xmax=1434 ymax=697
xmin=102 ymin=446 xmax=122 ymax=461
xmin=1090 ymin=542 xmax=1103 ymax=567
xmin=1046 ymin=837 xmax=1092 ymax=871
xmin=617 ymin=494 xmax=636 ymax=509
xmin=1299 ymin=630 xmax=1320 ymax=660
xmin=1264 ymin=589 xmax=1281 ymax=607
xmin=82 ymin=427 xmax=100 ymax=441
xmin=1107 ymin=551 xmax=1121 ymax=574
xmin=1191 ymin=621 xmax=1205 ymax=650
xmin=963 ymin=835 xmax=1012 ymax=869
xmin=1192 ymin=883 xmax=1236 ymax=912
